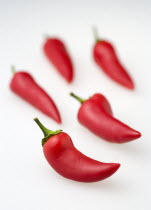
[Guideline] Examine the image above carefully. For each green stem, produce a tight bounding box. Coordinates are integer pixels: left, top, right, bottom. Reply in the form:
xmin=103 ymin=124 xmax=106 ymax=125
xmin=43 ymin=34 xmax=50 ymax=40
xmin=34 ymin=118 xmax=62 ymax=146
xmin=11 ymin=65 xmax=16 ymax=74
xmin=92 ymin=26 xmax=100 ymax=42
xmin=70 ymin=92 xmax=86 ymax=104
xmin=34 ymin=118 xmax=52 ymax=137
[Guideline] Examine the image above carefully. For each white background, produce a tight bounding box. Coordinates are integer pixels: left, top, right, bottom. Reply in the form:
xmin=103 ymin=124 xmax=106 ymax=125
xmin=0 ymin=0 xmax=150 ymax=209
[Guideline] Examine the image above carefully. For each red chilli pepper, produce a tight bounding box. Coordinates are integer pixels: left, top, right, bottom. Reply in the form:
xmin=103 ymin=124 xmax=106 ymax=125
xmin=70 ymin=93 xmax=141 ymax=143
xmin=93 ymin=28 xmax=134 ymax=89
xmin=10 ymin=67 xmax=61 ymax=123
xmin=34 ymin=118 xmax=120 ymax=182
xmin=43 ymin=37 xmax=74 ymax=83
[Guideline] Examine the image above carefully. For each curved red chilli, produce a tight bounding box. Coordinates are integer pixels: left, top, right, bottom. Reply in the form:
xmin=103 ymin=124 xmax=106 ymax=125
xmin=43 ymin=132 xmax=120 ymax=182
xmin=93 ymin=40 xmax=134 ymax=89
xmin=10 ymin=72 xmax=61 ymax=123
xmin=43 ymin=38 xmax=74 ymax=83
xmin=71 ymin=93 xmax=141 ymax=143
xmin=34 ymin=118 xmax=120 ymax=183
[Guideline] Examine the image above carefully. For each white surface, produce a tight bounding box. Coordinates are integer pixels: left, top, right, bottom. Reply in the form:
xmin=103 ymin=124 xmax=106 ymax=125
xmin=0 ymin=0 xmax=150 ymax=209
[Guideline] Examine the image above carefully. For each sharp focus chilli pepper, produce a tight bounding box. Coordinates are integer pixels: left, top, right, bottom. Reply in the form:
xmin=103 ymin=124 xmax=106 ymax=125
xmin=43 ymin=37 xmax=74 ymax=83
xmin=34 ymin=118 xmax=120 ymax=182
xmin=10 ymin=67 xmax=61 ymax=123
xmin=93 ymin=27 xmax=134 ymax=89
xmin=70 ymin=93 xmax=141 ymax=143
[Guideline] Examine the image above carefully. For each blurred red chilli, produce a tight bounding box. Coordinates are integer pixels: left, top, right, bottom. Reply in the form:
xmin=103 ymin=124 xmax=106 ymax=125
xmin=43 ymin=37 xmax=74 ymax=83
xmin=93 ymin=27 xmax=134 ymax=89
xmin=70 ymin=92 xmax=141 ymax=143
xmin=10 ymin=67 xmax=61 ymax=123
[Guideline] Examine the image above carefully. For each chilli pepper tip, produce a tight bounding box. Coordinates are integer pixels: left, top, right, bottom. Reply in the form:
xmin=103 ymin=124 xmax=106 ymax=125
xmin=111 ymin=163 xmax=121 ymax=171
xmin=127 ymin=81 xmax=135 ymax=90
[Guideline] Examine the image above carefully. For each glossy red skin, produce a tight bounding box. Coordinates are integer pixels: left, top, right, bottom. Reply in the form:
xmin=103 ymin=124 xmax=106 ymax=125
xmin=93 ymin=41 xmax=134 ymax=89
xmin=43 ymin=38 xmax=73 ymax=83
xmin=43 ymin=132 xmax=120 ymax=182
xmin=77 ymin=94 xmax=141 ymax=143
xmin=10 ymin=72 xmax=61 ymax=123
